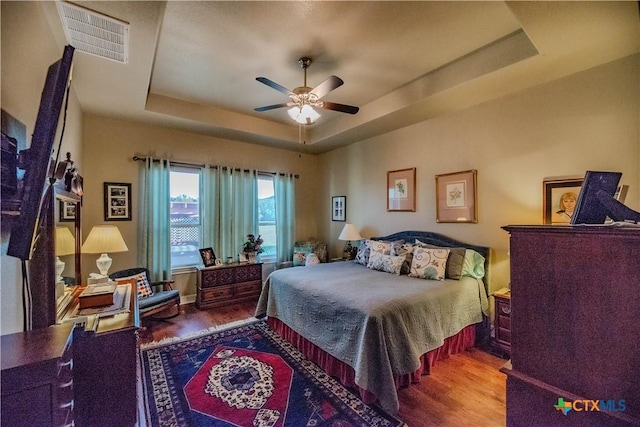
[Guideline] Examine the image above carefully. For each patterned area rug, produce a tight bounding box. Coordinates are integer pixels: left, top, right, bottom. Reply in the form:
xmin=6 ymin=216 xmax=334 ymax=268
xmin=140 ymin=319 xmax=407 ymax=426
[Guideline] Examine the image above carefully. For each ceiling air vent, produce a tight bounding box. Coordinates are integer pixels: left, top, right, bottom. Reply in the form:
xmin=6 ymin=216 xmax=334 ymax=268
xmin=56 ymin=1 xmax=129 ymax=64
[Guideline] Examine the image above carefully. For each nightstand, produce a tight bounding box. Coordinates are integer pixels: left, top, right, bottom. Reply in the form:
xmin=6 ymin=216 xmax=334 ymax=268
xmin=493 ymin=291 xmax=511 ymax=357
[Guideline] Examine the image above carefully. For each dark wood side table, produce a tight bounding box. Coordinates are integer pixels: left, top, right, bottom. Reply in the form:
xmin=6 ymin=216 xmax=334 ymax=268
xmin=493 ymin=291 xmax=511 ymax=358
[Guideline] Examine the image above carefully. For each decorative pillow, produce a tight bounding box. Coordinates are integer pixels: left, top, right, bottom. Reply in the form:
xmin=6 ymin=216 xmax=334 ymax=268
xmin=409 ymin=247 xmax=450 ymax=280
xmin=293 ymin=246 xmax=313 ymax=267
xmin=391 ymin=242 xmax=414 ymax=275
xmin=368 ymin=239 xmax=393 ymax=255
xmin=367 ymin=251 xmax=406 ymax=275
xmin=414 ymin=240 xmax=466 ymax=280
xmin=354 ymin=240 xmax=370 ymax=265
xmin=115 ymin=272 xmax=153 ymax=299
xmin=294 ymin=240 xmax=327 ymax=263
xmin=461 ymin=249 xmax=486 ymax=279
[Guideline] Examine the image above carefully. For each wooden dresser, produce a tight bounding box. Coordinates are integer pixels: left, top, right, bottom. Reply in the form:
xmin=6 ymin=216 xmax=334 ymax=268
xmin=502 ymin=225 xmax=640 ymax=426
xmin=1 ymin=323 xmax=75 ymax=427
xmin=197 ymin=262 xmax=263 ymax=309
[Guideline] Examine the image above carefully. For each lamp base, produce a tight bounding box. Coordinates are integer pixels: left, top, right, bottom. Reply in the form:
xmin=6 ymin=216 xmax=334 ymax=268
xmin=96 ymin=253 xmax=113 ymax=276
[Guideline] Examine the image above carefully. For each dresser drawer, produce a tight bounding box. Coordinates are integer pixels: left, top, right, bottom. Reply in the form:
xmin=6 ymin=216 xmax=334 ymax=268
xmin=201 ymin=285 xmax=234 ymax=302
xmin=236 ymin=263 xmax=262 ymax=282
xmin=497 ymin=314 xmax=511 ymax=331
xmin=496 ymin=326 xmax=511 ymax=345
xmin=496 ymin=299 xmax=511 ymax=317
xmin=235 ymin=281 xmax=261 ymax=297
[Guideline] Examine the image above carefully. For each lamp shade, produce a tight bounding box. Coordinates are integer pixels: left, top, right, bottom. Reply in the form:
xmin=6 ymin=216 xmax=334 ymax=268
xmin=338 ymin=223 xmax=362 ymax=241
xmin=55 ymin=226 xmax=76 ymax=256
xmin=81 ymin=225 xmax=129 ymax=254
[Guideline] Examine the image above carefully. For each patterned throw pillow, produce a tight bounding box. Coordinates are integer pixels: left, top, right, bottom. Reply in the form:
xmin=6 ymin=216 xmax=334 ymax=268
xmin=354 ymin=240 xmax=371 ymax=265
xmin=368 ymin=239 xmax=393 ymax=255
xmin=115 ymin=272 xmax=153 ymax=298
xmin=293 ymin=246 xmax=313 ymax=267
xmin=409 ymin=247 xmax=450 ymax=280
xmin=414 ymin=240 xmax=466 ymax=280
xmin=367 ymin=251 xmax=406 ymax=275
xmin=391 ymin=242 xmax=414 ymax=275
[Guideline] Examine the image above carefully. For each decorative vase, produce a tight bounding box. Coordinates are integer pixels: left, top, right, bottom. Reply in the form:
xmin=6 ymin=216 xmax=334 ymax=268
xmin=305 ymin=253 xmax=320 ymax=266
xmin=248 ymin=251 xmax=258 ymax=263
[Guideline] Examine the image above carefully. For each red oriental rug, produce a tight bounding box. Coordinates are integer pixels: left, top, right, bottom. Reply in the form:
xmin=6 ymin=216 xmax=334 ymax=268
xmin=139 ymin=319 xmax=407 ymax=426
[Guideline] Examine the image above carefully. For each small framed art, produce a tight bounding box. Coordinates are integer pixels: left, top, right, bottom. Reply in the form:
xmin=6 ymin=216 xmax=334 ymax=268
xmin=435 ymin=169 xmax=477 ymax=223
xmin=387 ymin=167 xmax=416 ymax=212
xmin=332 ymin=196 xmax=346 ymax=221
xmin=104 ymin=182 xmax=132 ymax=221
xmin=59 ymin=200 xmax=76 ymax=222
xmin=542 ymin=177 xmax=583 ymax=224
xmin=199 ymin=247 xmax=216 ymax=267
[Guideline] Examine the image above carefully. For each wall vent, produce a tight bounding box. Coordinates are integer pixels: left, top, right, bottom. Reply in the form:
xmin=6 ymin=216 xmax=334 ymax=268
xmin=56 ymin=1 xmax=129 ymax=64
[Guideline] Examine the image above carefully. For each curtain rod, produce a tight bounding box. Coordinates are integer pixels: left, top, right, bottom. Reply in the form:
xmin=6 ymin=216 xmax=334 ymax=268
xmin=132 ymin=156 xmax=299 ymax=178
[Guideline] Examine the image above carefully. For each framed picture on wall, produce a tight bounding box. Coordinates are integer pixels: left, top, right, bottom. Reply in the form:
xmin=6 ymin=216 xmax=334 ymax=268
xmin=387 ymin=168 xmax=416 ymax=212
xmin=435 ymin=169 xmax=477 ymax=223
xmin=104 ymin=182 xmax=132 ymax=221
xmin=59 ymin=200 xmax=76 ymax=222
xmin=332 ymin=196 xmax=346 ymax=221
xmin=543 ymin=176 xmax=583 ymax=224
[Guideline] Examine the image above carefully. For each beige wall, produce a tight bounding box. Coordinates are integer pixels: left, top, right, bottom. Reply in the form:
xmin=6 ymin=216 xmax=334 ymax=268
xmin=80 ymin=115 xmax=320 ymax=300
xmin=1 ymin=1 xmax=84 ymax=334
xmin=319 ymin=54 xmax=640 ymax=295
xmin=2 ymin=1 xmax=638 ymax=335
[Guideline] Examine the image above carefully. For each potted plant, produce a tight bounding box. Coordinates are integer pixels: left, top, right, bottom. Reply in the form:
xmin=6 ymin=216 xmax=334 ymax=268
xmin=243 ymin=234 xmax=264 ymax=263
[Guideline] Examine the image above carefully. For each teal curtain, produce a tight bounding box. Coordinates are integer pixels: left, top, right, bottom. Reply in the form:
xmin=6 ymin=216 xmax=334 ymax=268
xmin=274 ymin=173 xmax=296 ymax=264
xmin=138 ymin=157 xmax=171 ymax=281
xmin=202 ymin=166 xmax=258 ymax=260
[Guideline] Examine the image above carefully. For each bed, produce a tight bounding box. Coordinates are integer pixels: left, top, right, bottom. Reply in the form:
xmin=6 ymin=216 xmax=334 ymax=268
xmin=255 ymin=231 xmax=490 ymax=414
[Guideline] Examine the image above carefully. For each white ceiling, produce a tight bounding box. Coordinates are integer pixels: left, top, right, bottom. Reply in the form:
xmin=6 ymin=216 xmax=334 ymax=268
xmin=42 ymin=1 xmax=639 ymax=154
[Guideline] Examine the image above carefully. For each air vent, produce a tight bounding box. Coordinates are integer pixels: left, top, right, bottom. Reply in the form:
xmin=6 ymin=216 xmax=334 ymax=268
xmin=56 ymin=1 xmax=129 ymax=64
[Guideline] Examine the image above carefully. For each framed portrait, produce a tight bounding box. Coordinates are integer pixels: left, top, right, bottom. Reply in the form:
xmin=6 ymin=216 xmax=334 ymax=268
xmin=332 ymin=196 xmax=346 ymax=221
xmin=104 ymin=182 xmax=131 ymax=221
xmin=199 ymin=247 xmax=216 ymax=267
xmin=387 ymin=168 xmax=416 ymax=212
xmin=435 ymin=169 xmax=477 ymax=223
xmin=543 ymin=177 xmax=583 ymax=224
xmin=59 ymin=200 xmax=76 ymax=222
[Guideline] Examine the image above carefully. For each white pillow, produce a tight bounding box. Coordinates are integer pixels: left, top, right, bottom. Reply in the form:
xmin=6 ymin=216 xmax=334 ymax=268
xmin=409 ymin=246 xmax=450 ymax=280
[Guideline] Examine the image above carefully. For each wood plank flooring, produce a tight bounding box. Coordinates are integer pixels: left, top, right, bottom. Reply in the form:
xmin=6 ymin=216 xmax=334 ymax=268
xmin=139 ymin=302 xmax=507 ymax=427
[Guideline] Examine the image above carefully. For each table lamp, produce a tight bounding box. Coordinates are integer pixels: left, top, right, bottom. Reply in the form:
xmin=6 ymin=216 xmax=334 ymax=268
xmin=55 ymin=226 xmax=76 ymax=284
xmin=81 ymin=225 xmax=129 ymax=276
xmin=338 ymin=223 xmax=362 ymax=260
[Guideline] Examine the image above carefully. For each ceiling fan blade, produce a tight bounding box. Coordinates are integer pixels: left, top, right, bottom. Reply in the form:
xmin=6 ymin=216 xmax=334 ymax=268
xmin=310 ymin=75 xmax=344 ymax=99
xmin=320 ymin=101 xmax=359 ymax=115
xmin=256 ymin=77 xmax=293 ymax=95
xmin=254 ymin=103 xmax=291 ymax=112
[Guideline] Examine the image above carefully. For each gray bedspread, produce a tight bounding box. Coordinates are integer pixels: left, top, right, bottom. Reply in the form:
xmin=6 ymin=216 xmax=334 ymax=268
xmin=255 ymin=261 xmax=488 ymax=414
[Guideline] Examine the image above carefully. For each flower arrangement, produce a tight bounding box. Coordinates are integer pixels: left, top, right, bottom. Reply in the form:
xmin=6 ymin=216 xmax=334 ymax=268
xmin=243 ymin=234 xmax=264 ymax=254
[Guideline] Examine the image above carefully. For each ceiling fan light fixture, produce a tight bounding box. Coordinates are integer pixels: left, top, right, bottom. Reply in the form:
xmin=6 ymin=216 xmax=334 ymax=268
xmin=288 ymin=104 xmax=320 ymax=125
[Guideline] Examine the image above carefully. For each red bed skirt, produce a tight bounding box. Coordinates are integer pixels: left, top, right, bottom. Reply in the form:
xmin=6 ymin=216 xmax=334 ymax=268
xmin=268 ymin=317 xmax=476 ymax=405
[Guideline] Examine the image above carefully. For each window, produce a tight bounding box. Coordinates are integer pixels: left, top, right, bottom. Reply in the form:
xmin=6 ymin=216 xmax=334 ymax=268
xmin=258 ymin=174 xmax=276 ymax=259
xmin=170 ymin=168 xmax=201 ymax=268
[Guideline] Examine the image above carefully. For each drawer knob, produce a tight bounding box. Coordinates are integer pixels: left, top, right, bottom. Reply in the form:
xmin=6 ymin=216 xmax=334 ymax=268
xmin=500 ymin=305 xmax=511 ymax=315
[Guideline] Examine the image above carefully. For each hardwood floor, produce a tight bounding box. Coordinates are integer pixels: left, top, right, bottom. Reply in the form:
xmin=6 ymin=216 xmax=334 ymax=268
xmin=139 ymin=301 xmax=507 ymax=427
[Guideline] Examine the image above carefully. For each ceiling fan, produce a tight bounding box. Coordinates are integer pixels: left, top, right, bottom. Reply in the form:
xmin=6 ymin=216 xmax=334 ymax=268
xmin=254 ymin=57 xmax=359 ymax=125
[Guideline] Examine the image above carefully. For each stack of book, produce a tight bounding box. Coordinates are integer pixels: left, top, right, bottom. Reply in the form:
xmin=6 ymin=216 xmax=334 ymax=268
xmin=78 ymin=283 xmax=117 ymax=309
